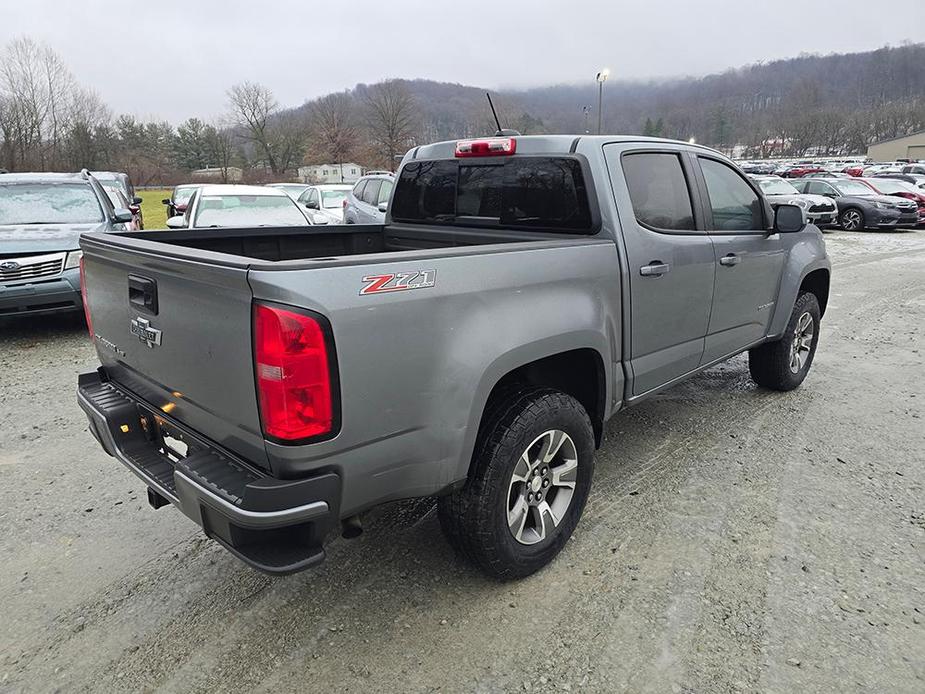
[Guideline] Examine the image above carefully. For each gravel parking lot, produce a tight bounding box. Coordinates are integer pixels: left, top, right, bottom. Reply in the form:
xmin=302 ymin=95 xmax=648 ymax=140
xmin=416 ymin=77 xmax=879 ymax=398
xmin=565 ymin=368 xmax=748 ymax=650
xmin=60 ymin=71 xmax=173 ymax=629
xmin=1 ymin=229 xmax=922 ymax=693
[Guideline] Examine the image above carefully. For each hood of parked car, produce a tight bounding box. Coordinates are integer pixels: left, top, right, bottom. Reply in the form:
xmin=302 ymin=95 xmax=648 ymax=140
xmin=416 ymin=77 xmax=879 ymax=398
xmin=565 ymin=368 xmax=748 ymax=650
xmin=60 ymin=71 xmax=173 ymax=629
xmin=840 ymin=194 xmax=910 ymax=208
xmin=0 ymin=222 xmax=109 ymax=255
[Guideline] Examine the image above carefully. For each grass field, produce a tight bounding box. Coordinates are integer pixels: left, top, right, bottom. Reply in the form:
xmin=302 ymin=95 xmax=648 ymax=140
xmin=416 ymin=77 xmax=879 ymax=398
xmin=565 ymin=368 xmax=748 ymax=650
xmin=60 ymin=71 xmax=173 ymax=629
xmin=138 ymin=188 xmax=171 ymax=229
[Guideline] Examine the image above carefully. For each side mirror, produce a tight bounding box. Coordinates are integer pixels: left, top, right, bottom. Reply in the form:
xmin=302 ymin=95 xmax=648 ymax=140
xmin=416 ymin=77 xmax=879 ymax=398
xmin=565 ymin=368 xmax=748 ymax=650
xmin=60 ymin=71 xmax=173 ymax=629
xmin=377 ymin=202 xmax=388 ymax=213
xmin=112 ymin=208 xmax=134 ymax=224
xmin=305 ymin=200 xmax=320 ymax=210
xmin=132 ymin=196 xmax=143 ymax=205
xmin=774 ymin=204 xmax=806 ymax=233
xmin=165 ymin=215 xmax=187 ymax=229
xmin=161 ymin=198 xmax=170 ymax=205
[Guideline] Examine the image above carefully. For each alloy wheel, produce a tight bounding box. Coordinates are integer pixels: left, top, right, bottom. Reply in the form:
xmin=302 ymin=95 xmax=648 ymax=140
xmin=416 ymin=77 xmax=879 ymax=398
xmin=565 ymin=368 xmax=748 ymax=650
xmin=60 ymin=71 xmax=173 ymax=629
xmin=789 ymin=311 xmax=815 ymax=373
xmin=506 ymin=430 xmax=578 ymax=545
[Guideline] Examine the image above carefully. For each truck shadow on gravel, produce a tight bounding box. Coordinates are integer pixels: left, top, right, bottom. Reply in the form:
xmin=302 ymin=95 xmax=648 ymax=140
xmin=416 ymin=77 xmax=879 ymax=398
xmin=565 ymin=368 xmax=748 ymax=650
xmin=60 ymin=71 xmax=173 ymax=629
xmin=0 ymin=312 xmax=87 ymax=343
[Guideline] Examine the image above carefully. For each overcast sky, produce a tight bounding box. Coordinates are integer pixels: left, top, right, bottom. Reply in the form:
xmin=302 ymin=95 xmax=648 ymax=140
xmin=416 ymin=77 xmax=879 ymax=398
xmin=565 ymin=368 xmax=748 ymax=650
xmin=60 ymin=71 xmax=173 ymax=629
xmin=2 ymin=0 xmax=923 ymax=123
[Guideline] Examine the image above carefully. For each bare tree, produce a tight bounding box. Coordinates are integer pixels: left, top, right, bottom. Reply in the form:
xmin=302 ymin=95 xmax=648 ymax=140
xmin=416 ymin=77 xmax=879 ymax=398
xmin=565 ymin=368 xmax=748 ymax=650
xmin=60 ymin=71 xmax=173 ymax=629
xmin=362 ymin=80 xmax=417 ymax=169
xmin=227 ymin=81 xmax=304 ymax=175
xmin=308 ymin=92 xmax=357 ymax=181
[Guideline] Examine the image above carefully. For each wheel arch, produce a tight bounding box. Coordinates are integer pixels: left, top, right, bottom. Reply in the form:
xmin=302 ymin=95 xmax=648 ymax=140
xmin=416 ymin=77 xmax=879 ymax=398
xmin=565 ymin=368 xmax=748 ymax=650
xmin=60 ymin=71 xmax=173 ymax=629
xmin=458 ymin=342 xmax=609 ymax=482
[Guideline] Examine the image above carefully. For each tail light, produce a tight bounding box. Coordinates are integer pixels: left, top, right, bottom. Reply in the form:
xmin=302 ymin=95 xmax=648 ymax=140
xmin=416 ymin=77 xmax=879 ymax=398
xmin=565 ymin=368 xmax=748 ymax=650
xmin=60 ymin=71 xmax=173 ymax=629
xmin=79 ymin=256 xmax=93 ymax=339
xmin=455 ymin=137 xmax=516 ymax=157
xmin=254 ymin=303 xmax=335 ymax=441
xmin=342 ymin=199 xmax=348 ymax=209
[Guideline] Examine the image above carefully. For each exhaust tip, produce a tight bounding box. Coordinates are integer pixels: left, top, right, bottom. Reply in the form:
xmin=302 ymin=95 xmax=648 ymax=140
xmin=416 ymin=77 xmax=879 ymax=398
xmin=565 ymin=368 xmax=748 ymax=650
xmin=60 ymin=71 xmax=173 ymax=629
xmin=341 ymin=515 xmax=363 ymax=539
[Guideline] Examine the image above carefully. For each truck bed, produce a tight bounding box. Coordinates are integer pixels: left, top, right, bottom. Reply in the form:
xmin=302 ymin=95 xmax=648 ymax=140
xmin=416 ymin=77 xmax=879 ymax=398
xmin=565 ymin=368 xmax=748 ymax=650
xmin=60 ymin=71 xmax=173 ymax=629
xmin=110 ymin=223 xmax=563 ymax=263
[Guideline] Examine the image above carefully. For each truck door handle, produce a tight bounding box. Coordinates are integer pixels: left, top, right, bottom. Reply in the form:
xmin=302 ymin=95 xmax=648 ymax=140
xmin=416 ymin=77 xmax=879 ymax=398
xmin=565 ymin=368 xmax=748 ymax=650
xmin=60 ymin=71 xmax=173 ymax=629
xmin=639 ymin=262 xmax=670 ymax=277
xmin=719 ymin=254 xmax=741 ymax=267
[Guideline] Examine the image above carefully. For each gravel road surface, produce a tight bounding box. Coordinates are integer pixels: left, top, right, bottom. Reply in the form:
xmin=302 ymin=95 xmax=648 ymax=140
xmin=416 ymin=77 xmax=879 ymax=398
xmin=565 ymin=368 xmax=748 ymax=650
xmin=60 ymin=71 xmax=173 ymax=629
xmin=1 ymin=229 xmax=922 ymax=693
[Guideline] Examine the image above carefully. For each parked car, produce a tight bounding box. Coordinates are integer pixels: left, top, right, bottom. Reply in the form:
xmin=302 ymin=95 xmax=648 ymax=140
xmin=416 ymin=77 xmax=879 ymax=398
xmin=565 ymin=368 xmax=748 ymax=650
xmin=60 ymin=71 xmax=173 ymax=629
xmin=751 ymin=176 xmax=838 ymax=226
xmin=77 ymin=134 xmax=830 ymax=578
xmin=267 ymin=183 xmax=313 ymax=200
xmin=781 ymin=164 xmax=824 ymax=178
xmin=858 ymin=178 xmax=925 ymax=225
xmin=901 ymin=163 xmax=925 ymax=175
xmin=804 ymin=171 xmax=848 ymax=178
xmin=102 ymin=187 xmax=141 ymax=230
xmin=296 ymin=184 xmax=353 ymax=224
xmin=791 ymin=177 xmax=917 ymax=230
xmin=162 ymin=184 xmax=199 ymax=219
xmin=873 ymin=172 xmax=925 ymax=189
xmin=91 ymin=171 xmax=142 ymax=227
xmin=165 ymin=184 xmax=312 ymax=229
xmin=842 ymin=164 xmax=866 ymax=177
xmin=344 ymin=173 xmax=394 ymax=224
xmin=0 ymin=171 xmax=133 ymax=317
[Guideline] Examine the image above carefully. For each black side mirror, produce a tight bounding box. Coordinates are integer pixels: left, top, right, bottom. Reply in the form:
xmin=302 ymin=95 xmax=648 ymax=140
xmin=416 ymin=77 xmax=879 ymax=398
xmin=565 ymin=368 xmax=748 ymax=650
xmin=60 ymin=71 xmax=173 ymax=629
xmin=132 ymin=196 xmax=143 ymax=205
xmin=774 ymin=204 xmax=806 ymax=233
xmin=305 ymin=200 xmax=319 ymax=210
xmin=161 ymin=198 xmax=170 ymax=205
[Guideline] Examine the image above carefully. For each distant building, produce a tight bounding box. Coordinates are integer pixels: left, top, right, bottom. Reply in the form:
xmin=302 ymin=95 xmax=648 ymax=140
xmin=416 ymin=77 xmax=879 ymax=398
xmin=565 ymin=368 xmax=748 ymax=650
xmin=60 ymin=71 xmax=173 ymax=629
xmin=191 ymin=166 xmax=243 ymax=183
xmin=867 ymin=131 xmax=925 ymax=162
xmin=298 ymin=163 xmax=362 ymax=184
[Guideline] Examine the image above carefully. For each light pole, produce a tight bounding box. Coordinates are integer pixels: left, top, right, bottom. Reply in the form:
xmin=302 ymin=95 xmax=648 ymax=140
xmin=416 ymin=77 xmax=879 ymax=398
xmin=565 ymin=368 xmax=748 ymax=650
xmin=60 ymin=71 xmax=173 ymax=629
xmin=581 ymin=105 xmax=591 ymax=134
xmin=596 ymin=68 xmax=610 ymax=135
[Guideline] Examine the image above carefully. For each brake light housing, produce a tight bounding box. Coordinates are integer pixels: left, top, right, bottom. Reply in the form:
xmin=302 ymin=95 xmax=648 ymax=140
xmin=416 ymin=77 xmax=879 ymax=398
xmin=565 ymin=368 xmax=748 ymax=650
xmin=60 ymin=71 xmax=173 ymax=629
xmin=455 ymin=137 xmax=516 ymax=157
xmin=79 ymin=256 xmax=93 ymax=339
xmin=253 ymin=302 xmax=338 ymax=443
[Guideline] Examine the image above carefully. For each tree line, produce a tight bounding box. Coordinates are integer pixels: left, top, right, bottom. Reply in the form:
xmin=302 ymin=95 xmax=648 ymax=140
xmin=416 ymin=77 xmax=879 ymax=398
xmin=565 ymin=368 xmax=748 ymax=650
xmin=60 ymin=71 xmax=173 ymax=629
xmin=2 ymin=37 xmax=923 ymax=186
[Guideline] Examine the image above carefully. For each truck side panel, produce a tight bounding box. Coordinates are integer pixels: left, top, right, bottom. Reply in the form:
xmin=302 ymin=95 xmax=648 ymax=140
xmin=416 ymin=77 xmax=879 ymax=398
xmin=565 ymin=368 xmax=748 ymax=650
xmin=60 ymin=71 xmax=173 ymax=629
xmin=247 ymin=239 xmax=622 ymax=516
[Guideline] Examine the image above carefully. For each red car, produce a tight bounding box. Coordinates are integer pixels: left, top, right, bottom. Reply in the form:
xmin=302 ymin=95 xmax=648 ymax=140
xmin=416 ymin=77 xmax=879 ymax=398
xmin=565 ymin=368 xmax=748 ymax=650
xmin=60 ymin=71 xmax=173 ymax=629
xmin=781 ymin=164 xmax=824 ymax=178
xmin=859 ymin=178 xmax=925 ymax=225
xmin=842 ymin=164 xmax=866 ymax=177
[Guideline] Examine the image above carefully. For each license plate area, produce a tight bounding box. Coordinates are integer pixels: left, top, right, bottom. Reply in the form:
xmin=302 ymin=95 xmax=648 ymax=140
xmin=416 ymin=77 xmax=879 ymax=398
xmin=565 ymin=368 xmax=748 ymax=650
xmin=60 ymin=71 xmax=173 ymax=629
xmin=138 ymin=406 xmax=195 ymax=463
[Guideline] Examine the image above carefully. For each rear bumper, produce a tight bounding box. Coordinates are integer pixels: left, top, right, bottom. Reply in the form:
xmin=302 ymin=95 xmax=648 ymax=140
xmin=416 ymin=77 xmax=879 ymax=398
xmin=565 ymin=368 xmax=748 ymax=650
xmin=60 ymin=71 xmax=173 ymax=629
xmin=77 ymin=370 xmax=341 ymax=575
xmin=0 ymin=268 xmax=82 ymax=316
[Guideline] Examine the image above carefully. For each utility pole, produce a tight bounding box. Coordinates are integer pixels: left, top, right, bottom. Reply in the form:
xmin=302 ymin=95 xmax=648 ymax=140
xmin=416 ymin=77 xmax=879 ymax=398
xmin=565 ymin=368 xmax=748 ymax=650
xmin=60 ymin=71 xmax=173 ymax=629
xmin=596 ymin=68 xmax=610 ymax=135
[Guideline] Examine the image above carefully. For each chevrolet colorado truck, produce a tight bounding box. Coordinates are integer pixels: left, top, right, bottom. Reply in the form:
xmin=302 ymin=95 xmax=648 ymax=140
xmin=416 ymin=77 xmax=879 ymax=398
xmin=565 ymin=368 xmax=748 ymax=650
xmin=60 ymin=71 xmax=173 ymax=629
xmin=77 ymin=135 xmax=831 ymax=579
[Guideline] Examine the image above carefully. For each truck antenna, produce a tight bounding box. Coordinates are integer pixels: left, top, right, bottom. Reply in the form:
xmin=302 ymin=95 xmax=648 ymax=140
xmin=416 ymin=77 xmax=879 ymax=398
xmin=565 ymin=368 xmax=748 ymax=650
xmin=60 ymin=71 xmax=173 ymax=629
xmin=485 ymin=92 xmax=521 ymax=137
xmin=486 ymin=92 xmax=503 ymax=133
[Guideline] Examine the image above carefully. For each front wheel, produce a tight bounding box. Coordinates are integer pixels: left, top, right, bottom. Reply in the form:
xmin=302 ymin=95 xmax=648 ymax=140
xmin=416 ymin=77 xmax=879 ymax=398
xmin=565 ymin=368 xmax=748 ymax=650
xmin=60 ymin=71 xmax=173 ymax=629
xmin=840 ymin=207 xmax=865 ymax=231
xmin=748 ymin=291 xmax=821 ymax=391
xmin=438 ymin=387 xmax=594 ymax=579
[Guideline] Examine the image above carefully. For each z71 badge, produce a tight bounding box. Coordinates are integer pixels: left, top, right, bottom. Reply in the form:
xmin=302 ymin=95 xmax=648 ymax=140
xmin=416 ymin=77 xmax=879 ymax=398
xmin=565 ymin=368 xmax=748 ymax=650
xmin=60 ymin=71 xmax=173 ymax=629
xmin=360 ymin=269 xmax=436 ymax=296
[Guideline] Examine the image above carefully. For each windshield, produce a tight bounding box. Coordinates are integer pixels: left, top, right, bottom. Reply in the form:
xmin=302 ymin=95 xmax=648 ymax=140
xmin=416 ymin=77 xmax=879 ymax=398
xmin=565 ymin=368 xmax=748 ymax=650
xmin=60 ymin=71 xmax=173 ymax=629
xmin=194 ymin=194 xmax=308 ymax=227
xmin=321 ymin=190 xmax=348 ymax=208
xmin=833 ymin=180 xmax=877 ymax=196
xmin=0 ymin=182 xmax=103 ymax=225
xmin=174 ymin=187 xmax=197 ymax=205
xmin=758 ymin=179 xmax=799 ymax=195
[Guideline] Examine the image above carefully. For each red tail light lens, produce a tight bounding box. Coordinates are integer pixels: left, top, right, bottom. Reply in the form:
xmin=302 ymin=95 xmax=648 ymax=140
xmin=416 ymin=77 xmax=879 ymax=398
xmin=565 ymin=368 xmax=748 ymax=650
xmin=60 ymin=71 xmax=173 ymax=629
xmin=455 ymin=137 xmax=516 ymax=157
xmin=254 ymin=303 xmax=335 ymax=441
xmin=79 ymin=256 xmax=93 ymax=339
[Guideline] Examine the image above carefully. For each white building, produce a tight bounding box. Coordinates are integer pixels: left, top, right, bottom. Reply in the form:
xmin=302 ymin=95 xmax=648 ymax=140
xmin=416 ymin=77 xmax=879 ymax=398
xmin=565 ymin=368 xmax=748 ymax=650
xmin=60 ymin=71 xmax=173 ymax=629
xmin=298 ymin=163 xmax=363 ymax=184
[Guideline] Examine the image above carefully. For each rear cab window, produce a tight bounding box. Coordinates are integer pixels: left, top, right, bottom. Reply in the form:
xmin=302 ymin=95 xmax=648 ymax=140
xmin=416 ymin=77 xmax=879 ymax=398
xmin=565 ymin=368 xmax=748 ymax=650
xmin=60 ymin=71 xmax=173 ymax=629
xmin=391 ymin=157 xmax=595 ymax=233
xmin=620 ymin=152 xmax=695 ymax=231
xmin=361 ymin=180 xmax=382 ymax=205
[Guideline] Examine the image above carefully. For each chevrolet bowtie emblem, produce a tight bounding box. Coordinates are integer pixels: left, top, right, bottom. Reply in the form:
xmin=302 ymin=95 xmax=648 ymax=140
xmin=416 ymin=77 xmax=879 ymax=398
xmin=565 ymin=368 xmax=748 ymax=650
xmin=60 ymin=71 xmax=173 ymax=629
xmin=130 ymin=317 xmax=162 ymax=348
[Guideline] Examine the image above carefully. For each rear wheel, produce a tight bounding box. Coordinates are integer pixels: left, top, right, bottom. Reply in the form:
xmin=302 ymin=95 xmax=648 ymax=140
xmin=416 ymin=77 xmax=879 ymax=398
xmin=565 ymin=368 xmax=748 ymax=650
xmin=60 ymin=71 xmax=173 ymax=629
xmin=438 ymin=387 xmax=594 ymax=579
xmin=840 ymin=207 xmax=865 ymax=231
xmin=748 ymin=291 xmax=821 ymax=391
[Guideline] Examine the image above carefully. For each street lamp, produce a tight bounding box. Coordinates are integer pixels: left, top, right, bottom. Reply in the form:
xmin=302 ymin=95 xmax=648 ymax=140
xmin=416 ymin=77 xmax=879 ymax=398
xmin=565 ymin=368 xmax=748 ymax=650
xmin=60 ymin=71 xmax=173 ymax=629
xmin=595 ymin=68 xmax=610 ymax=135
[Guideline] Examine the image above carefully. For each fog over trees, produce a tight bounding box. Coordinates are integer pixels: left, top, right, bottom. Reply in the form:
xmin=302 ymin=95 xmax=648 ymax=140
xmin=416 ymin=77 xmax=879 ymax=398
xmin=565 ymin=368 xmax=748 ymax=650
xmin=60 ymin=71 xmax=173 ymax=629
xmin=1 ymin=37 xmax=922 ymax=183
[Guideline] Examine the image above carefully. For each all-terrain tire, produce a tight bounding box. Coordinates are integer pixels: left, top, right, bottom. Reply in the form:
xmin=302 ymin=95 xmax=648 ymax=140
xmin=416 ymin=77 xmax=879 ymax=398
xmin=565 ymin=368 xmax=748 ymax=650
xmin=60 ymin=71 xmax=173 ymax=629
xmin=438 ymin=387 xmax=594 ymax=580
xmin=749 ymin=291 xmax=821 ymax=391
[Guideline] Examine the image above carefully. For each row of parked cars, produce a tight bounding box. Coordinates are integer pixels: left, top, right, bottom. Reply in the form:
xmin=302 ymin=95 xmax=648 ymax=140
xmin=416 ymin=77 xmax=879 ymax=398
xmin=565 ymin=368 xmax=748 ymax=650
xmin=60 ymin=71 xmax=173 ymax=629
xmin=750 ymin=174 xmax=924 ymax=230
xmin=1 ymin=143 xmax=919 ymax=319
xmin=160 ymin=172 xmax=396 ymax=230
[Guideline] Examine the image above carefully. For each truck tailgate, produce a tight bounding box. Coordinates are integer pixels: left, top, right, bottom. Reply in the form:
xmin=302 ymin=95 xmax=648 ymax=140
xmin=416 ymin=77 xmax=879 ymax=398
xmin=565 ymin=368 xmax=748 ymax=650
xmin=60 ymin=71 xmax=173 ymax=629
xmin=80 ymin=236 xmax=269 ymax=469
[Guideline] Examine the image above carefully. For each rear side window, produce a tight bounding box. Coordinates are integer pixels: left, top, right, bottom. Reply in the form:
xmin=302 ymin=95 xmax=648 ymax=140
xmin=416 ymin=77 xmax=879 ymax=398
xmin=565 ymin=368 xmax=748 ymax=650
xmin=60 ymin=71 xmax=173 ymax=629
xmin=377 ymin=179 xmax=393 ymax=205
xmin=699 ymin=158 xmax=763 ymax=230
xmin=621 ymin=153 xmax=695 ymax=231
xmin=361 ymin=180 xmax=381 ymax=205
xmin=391 ymin=157 xmax=594 ymax=232
xmin=352 ymin=180 xmax=367 ymax=201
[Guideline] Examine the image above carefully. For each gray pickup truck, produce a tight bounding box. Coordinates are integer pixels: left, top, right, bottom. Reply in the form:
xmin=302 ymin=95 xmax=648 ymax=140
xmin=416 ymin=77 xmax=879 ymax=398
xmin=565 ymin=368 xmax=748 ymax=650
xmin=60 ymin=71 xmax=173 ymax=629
xmin=77 ymin=135 xmax=830 ymax=579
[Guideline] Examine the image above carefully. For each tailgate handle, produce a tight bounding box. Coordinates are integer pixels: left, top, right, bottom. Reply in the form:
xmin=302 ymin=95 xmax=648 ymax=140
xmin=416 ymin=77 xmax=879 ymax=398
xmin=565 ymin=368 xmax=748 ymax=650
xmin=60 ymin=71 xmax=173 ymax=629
xmin=128 ymin=275 xmax=158 ymax=315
